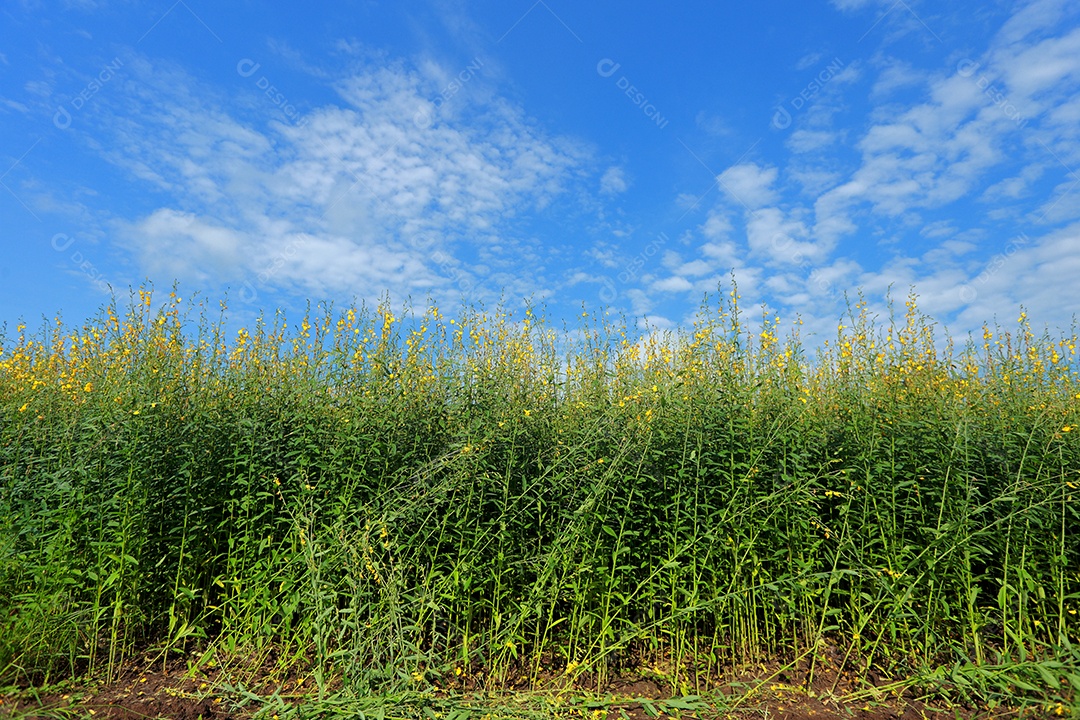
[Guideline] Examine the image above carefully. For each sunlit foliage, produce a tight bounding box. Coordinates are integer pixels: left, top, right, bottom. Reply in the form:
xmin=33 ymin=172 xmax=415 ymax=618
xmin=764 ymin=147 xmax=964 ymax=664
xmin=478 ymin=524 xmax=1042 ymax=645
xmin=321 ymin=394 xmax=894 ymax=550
xmin=1 ymin=287 xmax=1077 ymax=709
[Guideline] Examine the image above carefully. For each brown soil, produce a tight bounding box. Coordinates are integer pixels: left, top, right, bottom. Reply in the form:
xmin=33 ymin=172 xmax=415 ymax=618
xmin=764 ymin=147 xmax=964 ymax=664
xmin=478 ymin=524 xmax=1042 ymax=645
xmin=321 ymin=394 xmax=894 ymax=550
xmin=1 ymin=648 xmax=1030 ymax=720
xmin=1 ymin=655 xmax=233 ymax=720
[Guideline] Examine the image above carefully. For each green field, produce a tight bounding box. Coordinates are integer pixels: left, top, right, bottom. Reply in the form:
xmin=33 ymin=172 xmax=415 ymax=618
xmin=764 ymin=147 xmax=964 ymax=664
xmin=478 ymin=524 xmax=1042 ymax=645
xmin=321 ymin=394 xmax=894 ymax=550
xmin=2 ymin=287 xmax=1078 ymax=718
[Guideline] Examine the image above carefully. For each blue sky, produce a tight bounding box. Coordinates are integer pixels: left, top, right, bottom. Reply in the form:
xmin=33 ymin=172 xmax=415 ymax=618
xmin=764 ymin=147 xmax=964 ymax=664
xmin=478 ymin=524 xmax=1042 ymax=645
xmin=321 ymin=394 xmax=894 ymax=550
xmin=2 ymin=0 xmax=1079 ymax=343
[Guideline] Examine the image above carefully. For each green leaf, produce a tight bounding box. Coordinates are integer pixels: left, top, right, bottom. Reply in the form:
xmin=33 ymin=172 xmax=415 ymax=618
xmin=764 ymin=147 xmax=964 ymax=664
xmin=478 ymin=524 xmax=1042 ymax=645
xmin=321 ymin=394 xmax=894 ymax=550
xmin=1033 ymin=662 xmax=1060 ymax=690
xmin=662 ymin=695 xmax=705 ymax=711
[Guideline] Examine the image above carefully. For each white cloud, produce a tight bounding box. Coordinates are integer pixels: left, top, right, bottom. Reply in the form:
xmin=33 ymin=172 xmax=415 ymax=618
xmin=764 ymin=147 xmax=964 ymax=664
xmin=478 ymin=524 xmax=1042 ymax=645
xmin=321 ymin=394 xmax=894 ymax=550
xmin=701 ymin=240 xmax=740 ymax=267
xmin=124 ymin=209 xmax=247 ymax=283
xmin=747 ymin=208 xmax=827 ymax=266
xmin=23 ymin=80 xmax=52 ymax=97
xmin=829 ymin=0 xmax=876 ymax=10
xmin=695 ymin=111 xmax=731 ymax=136
xmin=717 ymin=163 xmax=778 ymax=209
xmin=659 ymin=1 xmax=1080 ymax=341
xmin=586 ymin=244 xmax=620 ymax=269
xmin=620 ymin=2 xmax=1080 ymax=344
xmin=786 ymin=129 xmax=838 ymax=153
xmin=809 ymin=64 xmax=1012 ymax=244
xmin=1033 ymin=177 xmax=1080 ymax=223
xmin=600 ymin=166 xmax=629 ymax=195
xmin=701 ymin=210 xmax=732 ymax=240
xmin=994 ymin=0 xmax=1075 ymax=47
xmin=92 ymin=53 xmax=592 ymax=305
xmin=795 ymin=52 xmax=823 ymax=71
xmin=788 ymin=166 xmax=844 ymax=197
xmin=643 ymin=315 xmax=675 ymax=330
xmin=808 ymin=258 xmax=862 ymax=298
xmin=870 ymin=58 xmax=924 ymax=98
xmin=980 ymin=163 xmax=1047 ymax=202
xmin=662 ymin=251 xmax=713 ymax=278
xmin=652 ymin=276 xmax=693 ymax=293
xmin=998 ymin=27 xmax=1080 ymax=101
xmin=920 ymin=220 xmax=957 ymax=239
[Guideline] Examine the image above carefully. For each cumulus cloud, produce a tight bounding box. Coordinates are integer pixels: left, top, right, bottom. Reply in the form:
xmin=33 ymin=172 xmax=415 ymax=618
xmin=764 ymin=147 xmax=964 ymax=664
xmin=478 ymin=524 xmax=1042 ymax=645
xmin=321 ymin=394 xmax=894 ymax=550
xmin=646 ymin=0 xmax=1080 ymax=343
xmin=651 ymin=276 xmax=693 ymax=293
xmin=717 ymin=162 xmax=779 ymax=209
xmin=786 ymin=129 xmax=838 ymax=154
xmin=747 ymin=208 xmax=828 ymax=266
xmin=701 ymin=210 xmax=732 ymax=240
xmin=93 ymin=53 xmax=592 ymax=305
xmin=870 ymin=58 xmax=924 ymax=99
xmin=125 ymin=209 xmax=247 ymax=282
xmin=600 ymin=166 xmax=629 ymax=195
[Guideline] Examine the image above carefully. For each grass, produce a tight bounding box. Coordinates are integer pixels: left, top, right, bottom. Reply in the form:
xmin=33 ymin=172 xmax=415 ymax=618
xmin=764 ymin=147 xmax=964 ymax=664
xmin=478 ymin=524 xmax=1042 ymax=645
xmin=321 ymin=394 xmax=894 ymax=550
xmin=1 ymin=284 xmax=1078 ymax=717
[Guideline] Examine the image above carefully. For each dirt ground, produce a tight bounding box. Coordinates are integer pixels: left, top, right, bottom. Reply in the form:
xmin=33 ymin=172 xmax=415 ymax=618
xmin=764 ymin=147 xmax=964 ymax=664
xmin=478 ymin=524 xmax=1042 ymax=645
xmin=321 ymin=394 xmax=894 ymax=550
xmin=1 ymin=658 xmax=229 ymax=720
xmin=1 ymin=648 xmax=1030 ymax=720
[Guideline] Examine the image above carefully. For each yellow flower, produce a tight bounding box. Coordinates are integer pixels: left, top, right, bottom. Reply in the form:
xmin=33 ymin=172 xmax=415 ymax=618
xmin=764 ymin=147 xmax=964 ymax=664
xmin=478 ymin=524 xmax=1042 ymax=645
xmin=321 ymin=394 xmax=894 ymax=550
xmin=83 ymin=382 xmax=93 ymax=393
xmin=523 ymin=409 xmax=531 ymax=417
xmin=18 ymin=403 xmax=28 ymax=412
xmin=1064 ymin=426 xmax=1074 ymax=433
